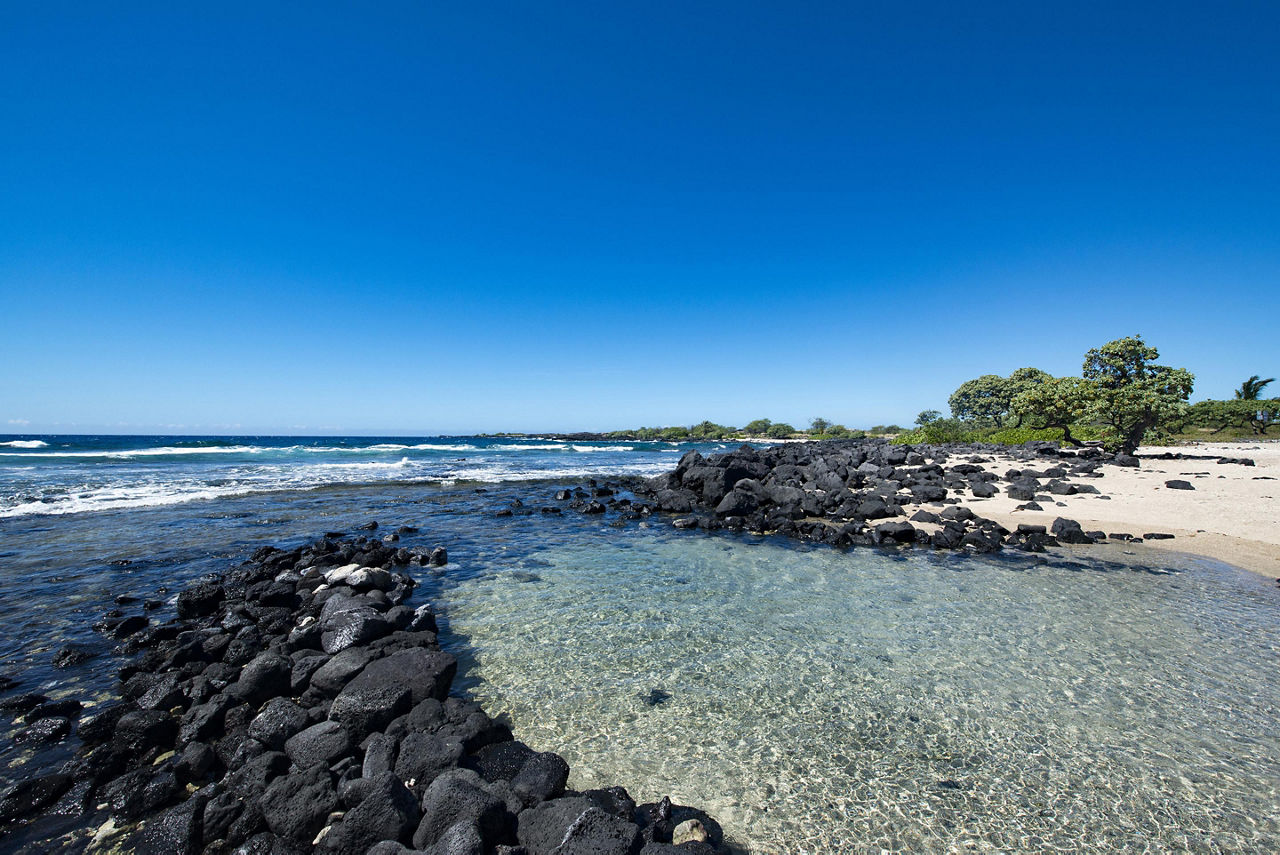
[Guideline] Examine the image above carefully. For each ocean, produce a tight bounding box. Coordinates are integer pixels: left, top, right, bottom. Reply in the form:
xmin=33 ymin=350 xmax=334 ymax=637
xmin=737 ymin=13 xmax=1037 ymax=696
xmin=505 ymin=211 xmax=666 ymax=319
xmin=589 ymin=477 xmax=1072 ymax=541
xmin=2 ymin=435 xmax=1278 ymax=852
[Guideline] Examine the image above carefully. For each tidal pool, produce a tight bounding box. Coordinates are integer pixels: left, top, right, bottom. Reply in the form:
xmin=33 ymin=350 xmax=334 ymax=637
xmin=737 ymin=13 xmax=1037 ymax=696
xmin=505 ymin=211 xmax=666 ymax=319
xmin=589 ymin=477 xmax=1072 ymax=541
xmin=440 ymin=530 xmax=1280 ymax=853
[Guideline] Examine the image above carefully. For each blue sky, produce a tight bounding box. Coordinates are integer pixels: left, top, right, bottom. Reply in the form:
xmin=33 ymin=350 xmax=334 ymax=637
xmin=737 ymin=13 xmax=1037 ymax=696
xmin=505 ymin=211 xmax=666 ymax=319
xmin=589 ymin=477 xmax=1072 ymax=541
xmin=2 ymin=1 xmax=1277 ymax=435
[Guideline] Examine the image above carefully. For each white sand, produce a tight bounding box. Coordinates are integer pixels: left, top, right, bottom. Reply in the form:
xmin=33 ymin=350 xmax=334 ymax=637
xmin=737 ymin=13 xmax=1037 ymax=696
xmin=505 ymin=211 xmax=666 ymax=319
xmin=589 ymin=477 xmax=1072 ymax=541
xmin=954 ymin=441 xmax=1280 ymax=577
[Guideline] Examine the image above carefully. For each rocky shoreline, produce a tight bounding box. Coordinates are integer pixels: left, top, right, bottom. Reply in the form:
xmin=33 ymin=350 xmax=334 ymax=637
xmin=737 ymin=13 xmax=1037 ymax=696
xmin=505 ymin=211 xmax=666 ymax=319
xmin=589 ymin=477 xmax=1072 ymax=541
xmin=627 ymin=438 xmax=1253 ymax=554
xmin=0 ymin=534 xmax=727 ymax=855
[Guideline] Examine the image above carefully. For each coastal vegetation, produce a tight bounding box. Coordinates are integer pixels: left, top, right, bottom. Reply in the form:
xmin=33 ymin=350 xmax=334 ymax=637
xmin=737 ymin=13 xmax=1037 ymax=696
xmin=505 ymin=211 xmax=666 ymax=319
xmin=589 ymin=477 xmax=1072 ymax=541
xmin=898 ymin=336 xmax=1198 ymax=453
xmin=527 ymin=336 xmax=1265 ymax=452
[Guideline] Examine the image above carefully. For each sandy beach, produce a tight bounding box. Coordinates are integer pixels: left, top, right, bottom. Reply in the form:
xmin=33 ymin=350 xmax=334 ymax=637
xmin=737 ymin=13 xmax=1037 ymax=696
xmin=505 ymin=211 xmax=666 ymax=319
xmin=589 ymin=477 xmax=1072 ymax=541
xmin=958 ymin=441 xmax=1280 ymax=578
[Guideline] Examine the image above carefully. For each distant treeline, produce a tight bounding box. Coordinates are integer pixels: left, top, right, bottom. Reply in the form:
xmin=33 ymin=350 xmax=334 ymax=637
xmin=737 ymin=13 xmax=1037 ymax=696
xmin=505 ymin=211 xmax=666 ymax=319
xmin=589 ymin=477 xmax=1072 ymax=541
xmin=595 ymin=419 xmax=906 ymax=442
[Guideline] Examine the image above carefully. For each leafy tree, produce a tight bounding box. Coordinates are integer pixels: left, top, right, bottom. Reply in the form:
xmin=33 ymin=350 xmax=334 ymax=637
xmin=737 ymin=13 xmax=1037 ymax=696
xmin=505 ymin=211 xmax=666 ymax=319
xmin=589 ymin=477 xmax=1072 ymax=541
xmin=915 ymin=409 xmax=942 ymax=426
xmin=1005 ymin=367 xmax=1053 ymax=426
xmin=947 ymin=374 xmax=1010 ymax=423
xmin=660 ymin=426 xmax=690 ymax=441
xmin=1010 ymin=376 xmax=1094 ymax=446
xmin=742 ymin=419 xmax=772 ymax=436
xmin=948 ymin=368 xmax=1051 ymax=425
xmin=1235 ymin=375 xmax=1275 ymax=400
xmin=1082 ymin=336 xmax=1194 ymax=454
xmin=765 ymin=422 xmax=796 ymax=438
xmin=1189 ymin=398 xmax=1280 ymax=435
xmin=809 ymin=417 xmax=831 ymax=435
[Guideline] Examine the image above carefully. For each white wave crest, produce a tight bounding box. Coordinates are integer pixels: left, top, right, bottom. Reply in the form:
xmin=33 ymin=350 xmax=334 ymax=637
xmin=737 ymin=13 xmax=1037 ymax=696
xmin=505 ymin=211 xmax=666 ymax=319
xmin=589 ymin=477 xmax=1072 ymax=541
xmin=0 ymin=483 xmax=248 ymax=518
xmin=313 ymin=456 xmax=413 ymax=470
xmin=570 ymin=445 xmax=635 ymax=452
xmin=0 ymin=440 xmax=48 ymax=448
xmin=0 ymin=445 xmax=266 ymax=459
xmin=497 ymin=443 xmax=568 ymax=451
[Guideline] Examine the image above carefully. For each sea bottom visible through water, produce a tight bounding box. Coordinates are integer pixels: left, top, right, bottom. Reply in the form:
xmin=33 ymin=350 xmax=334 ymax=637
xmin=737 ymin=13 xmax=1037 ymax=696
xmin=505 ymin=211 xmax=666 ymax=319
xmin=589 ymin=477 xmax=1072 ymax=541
xmin=441 ymin=527 xmax=1280 ymax=854
xmin=1 ymin=481 xmax=1277 ymax=853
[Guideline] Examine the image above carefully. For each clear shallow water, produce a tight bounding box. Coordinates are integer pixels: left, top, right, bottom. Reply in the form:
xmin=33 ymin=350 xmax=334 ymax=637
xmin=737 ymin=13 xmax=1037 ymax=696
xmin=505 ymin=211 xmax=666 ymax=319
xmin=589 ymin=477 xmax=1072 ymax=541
xmin=1 ymin=441 xmax=1278 ymax=853
xmin=442 ymin=531 xmax=1280 ymax=854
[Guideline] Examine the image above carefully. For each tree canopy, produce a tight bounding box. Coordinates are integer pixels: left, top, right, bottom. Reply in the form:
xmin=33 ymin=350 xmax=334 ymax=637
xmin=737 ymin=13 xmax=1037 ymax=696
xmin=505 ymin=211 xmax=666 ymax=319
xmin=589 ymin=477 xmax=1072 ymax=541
xmin=947 ymin=367 xmax=1050 ymax=424
xmin=1082 ymin=335 xmax=1194 ymax=454
xmin=1010 ymin=376 xmax=1094 ymax=445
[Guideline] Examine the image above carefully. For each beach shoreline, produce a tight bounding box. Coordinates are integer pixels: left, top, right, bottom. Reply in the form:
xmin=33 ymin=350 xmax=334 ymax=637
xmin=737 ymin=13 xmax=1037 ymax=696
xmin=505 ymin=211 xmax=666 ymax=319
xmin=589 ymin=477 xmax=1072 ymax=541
xmin=958 ymin=441 xmax=1280 ymax=578
xmin=636 ymin=437 xmax=1280 ymax=580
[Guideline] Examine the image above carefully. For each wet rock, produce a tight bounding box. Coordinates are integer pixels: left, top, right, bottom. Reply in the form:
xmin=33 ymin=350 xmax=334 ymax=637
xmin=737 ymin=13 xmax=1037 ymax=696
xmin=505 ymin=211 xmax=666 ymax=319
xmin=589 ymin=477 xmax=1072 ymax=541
xmin=23 ymin=698 xmax=83 ymax=722
xmin=0 ymin=773 xmax=73 ymax=825
xmin=177 ymin=580 xmax=225 ymax=619
xmin=115 ymin=709 xmax=178 ymax=754
xmin=16 ymin=715 xmax=71 ymax=743
xmin=52 ymin=644 xmax=97 ymax=668
xmin=131 ymin=795 xmax=204 ymax=855
xmin=0 ymin=691 xmax=46 ymax=713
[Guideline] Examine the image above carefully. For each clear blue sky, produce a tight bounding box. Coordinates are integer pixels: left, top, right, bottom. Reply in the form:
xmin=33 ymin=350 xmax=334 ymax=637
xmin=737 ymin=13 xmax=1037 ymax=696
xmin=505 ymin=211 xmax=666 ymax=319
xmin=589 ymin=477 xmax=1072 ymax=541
xmin=2 ymin=1 xmax=1277 ymax=435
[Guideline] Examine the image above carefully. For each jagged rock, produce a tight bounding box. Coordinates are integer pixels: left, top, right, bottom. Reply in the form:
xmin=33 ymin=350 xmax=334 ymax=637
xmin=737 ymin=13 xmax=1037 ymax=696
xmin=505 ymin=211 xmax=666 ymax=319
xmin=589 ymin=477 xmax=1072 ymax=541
xmin=511 ymin=751 xmax=570 ymax=806
xmin=319 ymin=772 xmax=419 ymax=854
xmin=0 ymin=773 xmax=72 ymax=824
xmin=259 ymin=762 xmax=338 ymax=843
xmin=413 ymin=769 xmax=510 ymax=849
xmin=284 ymin=721 xmax=353 ymax=769
xmin=247 ymin=699 xmax=310 ymax=752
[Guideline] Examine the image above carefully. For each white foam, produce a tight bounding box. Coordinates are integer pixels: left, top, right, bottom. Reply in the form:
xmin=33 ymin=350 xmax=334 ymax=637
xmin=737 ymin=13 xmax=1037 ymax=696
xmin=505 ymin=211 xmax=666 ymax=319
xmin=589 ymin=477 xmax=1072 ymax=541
xmin=313 ymin=456 xmax=413 ymax=470
xmin=570 ymin=445 xmax=636 ymax=452
xmin=0 ymin=483 xmax=247 ymax=518
xmin=497 ymin=443 xmax=568 ymax=451
xmin=0 ymin=445 xmax=266 ymax=459
xmin=0 ymin=440 xmax=48 ymax=448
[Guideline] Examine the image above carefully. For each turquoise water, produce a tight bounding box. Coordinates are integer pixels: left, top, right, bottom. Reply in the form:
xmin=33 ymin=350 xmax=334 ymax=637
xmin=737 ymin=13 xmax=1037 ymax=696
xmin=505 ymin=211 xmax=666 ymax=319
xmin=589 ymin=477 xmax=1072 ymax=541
xmin=2 ymin=436 xmax=1278 ymax=852
xmin=441 ymin=529 xmax=1280 ymax=853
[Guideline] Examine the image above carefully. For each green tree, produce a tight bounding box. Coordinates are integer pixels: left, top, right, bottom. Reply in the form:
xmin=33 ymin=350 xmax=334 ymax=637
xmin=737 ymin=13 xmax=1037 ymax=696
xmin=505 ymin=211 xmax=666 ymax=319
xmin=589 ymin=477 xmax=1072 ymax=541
xmin=947 ymin=374 xmax=1010 ymax=423
xmin=1189 ymin=398 xmax=1280 ymax=435
xmin=1235 ymin=375 xmax=1275 ymax=400
xmin=948 ymin=367 xmax=1050 ymax=425
xmin=1082 ymin=336 xmax=1194 ymax=454
xmin=1005 ymin=367 xmax=1052 ymax=426
xmin=915 ymin=409 xmax=942 ymax=426
xmin=743 ymin=419 xmax=772 ymax=436
xmin=765 ymin=422 xmax=796 ymax=438
xmin=809 ymin=417 xmax=831 ymax=435
xmin=689 ymin=420 xmax=729 ymax=440
xmin=1010 ymin=376 xmax=1094 ymax=446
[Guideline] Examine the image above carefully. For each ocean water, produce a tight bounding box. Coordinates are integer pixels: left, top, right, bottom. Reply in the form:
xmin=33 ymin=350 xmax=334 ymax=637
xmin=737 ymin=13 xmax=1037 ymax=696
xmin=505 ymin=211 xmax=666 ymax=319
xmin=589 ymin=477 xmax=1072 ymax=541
xmin=1 ymin=435 xmax=1277 ymax=853
xmin=0 ymin=434 xmax=706 ymax=518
